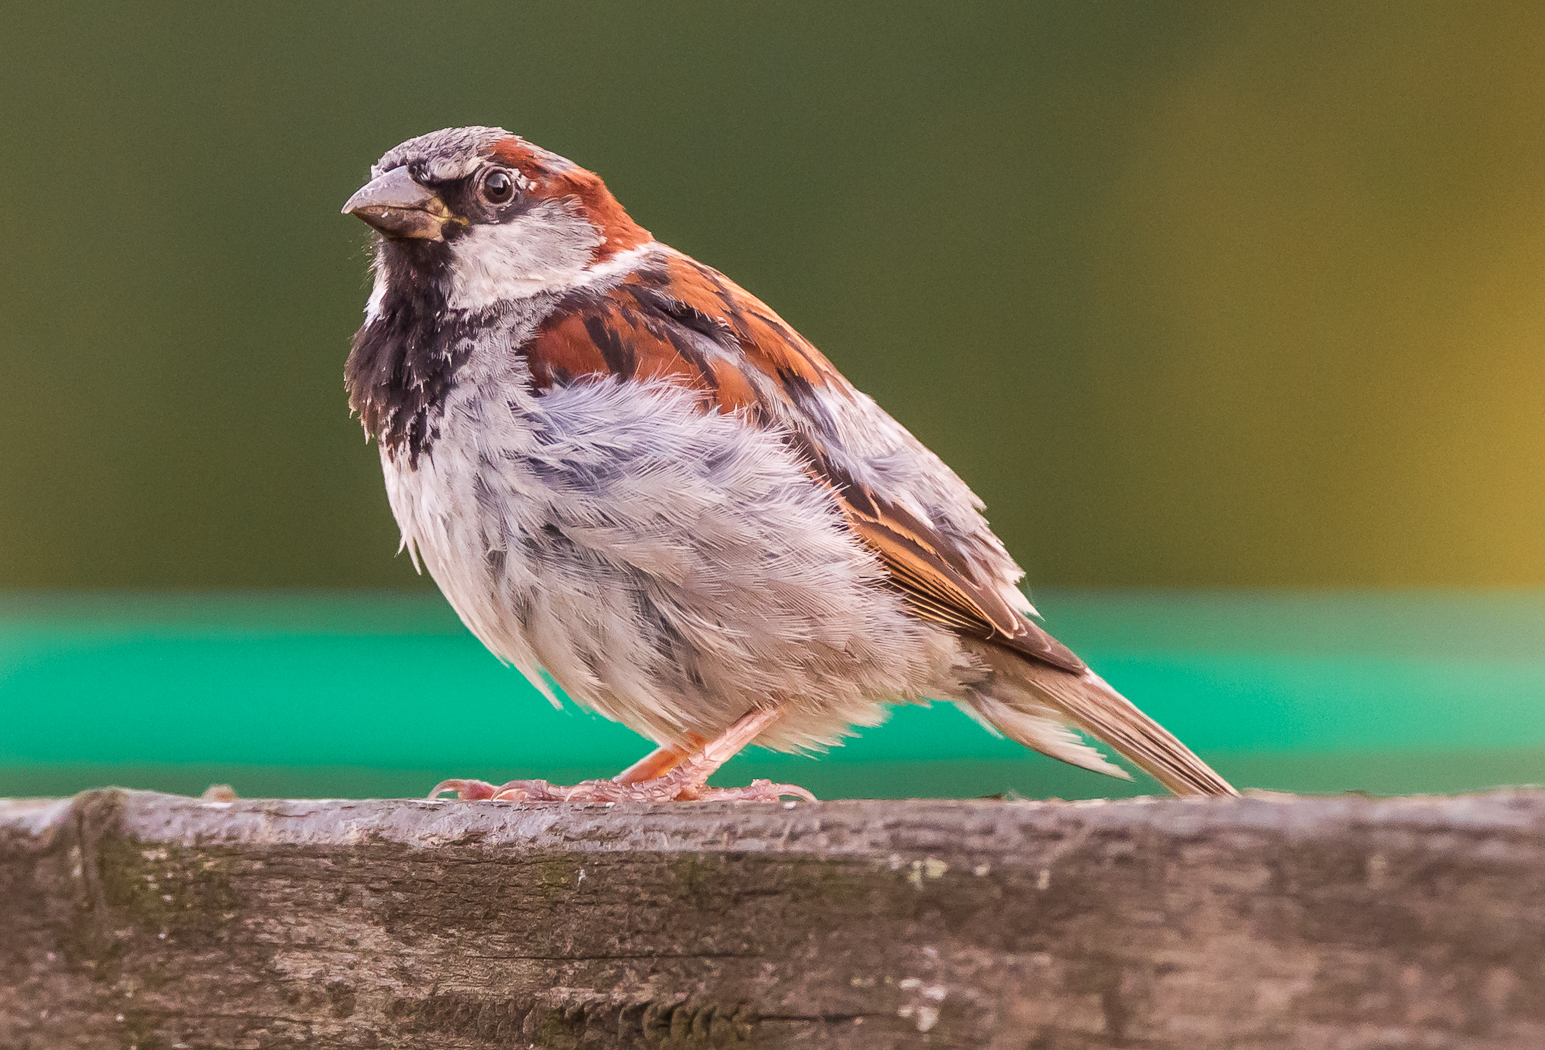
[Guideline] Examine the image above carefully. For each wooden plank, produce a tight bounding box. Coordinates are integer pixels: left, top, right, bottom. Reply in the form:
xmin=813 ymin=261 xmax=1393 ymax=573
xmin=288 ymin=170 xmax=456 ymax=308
xmin=2 ymin=788 xmax=1543 ymax=1048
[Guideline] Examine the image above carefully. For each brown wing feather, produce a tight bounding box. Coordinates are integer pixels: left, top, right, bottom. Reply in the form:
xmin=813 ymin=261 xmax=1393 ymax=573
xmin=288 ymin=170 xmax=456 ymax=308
xmin=522 ymin=251 xmax=1084 ymax=675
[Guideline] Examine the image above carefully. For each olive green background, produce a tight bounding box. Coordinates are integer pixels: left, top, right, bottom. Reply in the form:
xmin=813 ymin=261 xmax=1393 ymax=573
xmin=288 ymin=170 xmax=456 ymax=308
xmin=7 ymin=2 xmax=1545 ymax=590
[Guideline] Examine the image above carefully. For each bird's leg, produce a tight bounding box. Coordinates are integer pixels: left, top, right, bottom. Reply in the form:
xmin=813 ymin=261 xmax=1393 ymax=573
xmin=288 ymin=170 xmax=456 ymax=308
xmin=429 ymin=736 xmax=705 ymax=801
xmin=653 ymin=707 xmax=815 ymax=802
xmin=612 ymin=733 xmax=706 ymax=784
xmin=428 ymin=709 xmax=815 ymax=802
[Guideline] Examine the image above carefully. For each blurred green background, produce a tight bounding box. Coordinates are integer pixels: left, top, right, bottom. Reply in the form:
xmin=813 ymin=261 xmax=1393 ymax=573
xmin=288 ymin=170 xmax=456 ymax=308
xmin=3 ymin=2 xmax=1544 ymax=798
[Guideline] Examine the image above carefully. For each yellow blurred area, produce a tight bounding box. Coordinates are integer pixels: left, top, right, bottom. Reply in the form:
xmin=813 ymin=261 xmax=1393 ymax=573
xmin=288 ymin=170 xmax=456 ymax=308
xmin=1076 ymin=4 xmax=1545 ymax=584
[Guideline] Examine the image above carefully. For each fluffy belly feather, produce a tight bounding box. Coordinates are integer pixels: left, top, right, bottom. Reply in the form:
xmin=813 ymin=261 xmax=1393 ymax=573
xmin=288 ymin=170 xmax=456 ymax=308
xmin=380 ymin=369 xmax=968 ymax=752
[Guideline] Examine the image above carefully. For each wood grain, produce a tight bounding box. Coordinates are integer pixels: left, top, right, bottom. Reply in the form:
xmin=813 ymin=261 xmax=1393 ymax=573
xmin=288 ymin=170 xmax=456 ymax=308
xmin=2 ymin=788 xmax=1543 ymax=1048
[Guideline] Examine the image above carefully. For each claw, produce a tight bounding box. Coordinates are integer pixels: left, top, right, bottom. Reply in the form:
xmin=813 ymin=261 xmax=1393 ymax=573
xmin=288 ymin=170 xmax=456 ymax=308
xmin=429 ymin=778 xmax=499 ymax=800
xmin=430 ymin=778 xmax=565 ymax=801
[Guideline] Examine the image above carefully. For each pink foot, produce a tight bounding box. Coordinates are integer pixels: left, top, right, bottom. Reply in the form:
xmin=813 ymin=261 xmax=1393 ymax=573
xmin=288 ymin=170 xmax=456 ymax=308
xmin=687 ymin=779 xmax=817 ymax=803
xmin=429 ymin=774 xmax=815 ymax=803
xmin=428 ymin=778 xmax=564 ymax=801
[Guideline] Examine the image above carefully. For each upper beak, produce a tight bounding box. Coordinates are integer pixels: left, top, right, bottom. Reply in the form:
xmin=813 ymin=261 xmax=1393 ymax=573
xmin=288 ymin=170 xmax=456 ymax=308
xmin=342 ymin=166 xmax=453 ymax=241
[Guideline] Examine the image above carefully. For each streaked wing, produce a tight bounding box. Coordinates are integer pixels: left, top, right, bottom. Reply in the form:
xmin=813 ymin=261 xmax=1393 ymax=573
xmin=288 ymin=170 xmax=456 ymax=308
xmin=523 ymin=247 xmax=1084 ymax=674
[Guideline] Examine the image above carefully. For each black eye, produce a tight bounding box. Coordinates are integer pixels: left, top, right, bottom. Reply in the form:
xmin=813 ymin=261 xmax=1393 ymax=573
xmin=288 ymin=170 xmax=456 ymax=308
xmin=481 ymin=169 xmax=515 ymax=204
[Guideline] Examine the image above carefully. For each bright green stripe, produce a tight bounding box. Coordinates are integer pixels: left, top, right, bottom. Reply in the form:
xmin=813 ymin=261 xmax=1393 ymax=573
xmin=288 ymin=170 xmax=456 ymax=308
xmin=1085 ymin=652 xmax=1545 ymax=752
xmin=4 ymin=749 xmax=1540 ymax=802
xmin=2 ymin=590 xmax=1543 ymax=798
xmin=1033 ymin=589 xmax=1545 ymax=660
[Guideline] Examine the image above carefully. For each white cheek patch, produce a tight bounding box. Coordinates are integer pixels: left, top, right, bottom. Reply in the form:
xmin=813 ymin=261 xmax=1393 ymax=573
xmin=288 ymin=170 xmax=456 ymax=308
xmin=445 ymin=200 xmax=604 ymax=310
xmin=364 ymin=269 xmax=389 ymax=322
xmin=566 ymin=244 xmax=656 ymax=291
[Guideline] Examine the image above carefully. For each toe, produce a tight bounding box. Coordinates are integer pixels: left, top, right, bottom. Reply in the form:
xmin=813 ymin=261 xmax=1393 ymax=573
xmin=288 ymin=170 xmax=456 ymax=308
xmin=490 ymin=779 xmax=562 ymax=801
xmin=695 ymin=779 xmax=818 ymax=803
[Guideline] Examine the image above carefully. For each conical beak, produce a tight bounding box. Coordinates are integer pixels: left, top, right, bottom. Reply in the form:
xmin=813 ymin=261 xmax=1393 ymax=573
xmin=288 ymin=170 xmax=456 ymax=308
xmin=342 ymin=166 xmax=454 ymax=241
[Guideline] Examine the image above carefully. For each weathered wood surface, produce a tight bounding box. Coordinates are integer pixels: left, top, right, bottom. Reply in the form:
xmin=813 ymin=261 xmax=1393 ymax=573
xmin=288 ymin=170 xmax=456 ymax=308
xmin=2 ymin=789 xmax=1543 ymax=1049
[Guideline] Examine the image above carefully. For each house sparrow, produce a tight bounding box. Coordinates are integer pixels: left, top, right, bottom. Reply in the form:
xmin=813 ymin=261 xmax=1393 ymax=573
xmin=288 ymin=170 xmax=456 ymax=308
xmin=342 ymin=126 xmax=1237 ymax=802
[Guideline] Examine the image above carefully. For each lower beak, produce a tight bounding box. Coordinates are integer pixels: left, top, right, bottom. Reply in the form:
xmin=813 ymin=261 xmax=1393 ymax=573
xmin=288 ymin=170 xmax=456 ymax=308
xmin=342 ymin=166 xmax=453 ymax=241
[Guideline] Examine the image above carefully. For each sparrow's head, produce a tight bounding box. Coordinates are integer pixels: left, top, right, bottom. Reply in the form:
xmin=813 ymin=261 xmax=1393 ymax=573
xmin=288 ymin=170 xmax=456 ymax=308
xmin=343 ymin=126 xmax=650 ymax=311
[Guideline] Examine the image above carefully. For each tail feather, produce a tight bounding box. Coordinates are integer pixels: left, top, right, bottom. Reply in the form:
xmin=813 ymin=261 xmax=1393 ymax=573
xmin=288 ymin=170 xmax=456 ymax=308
xmin=961 ymin=641 xmax=1238 ymax=797
xmin=960 ymin=694 xmax=1132 ymax=781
